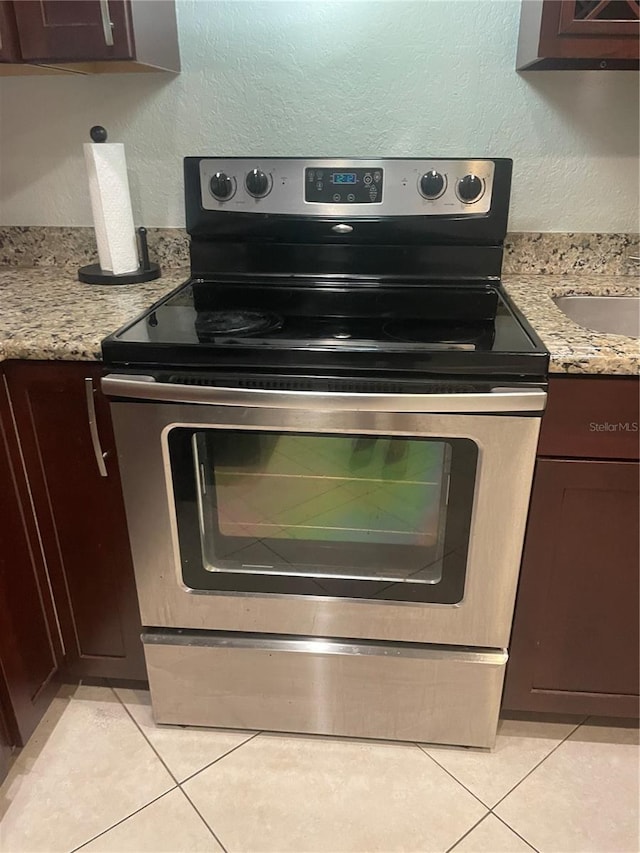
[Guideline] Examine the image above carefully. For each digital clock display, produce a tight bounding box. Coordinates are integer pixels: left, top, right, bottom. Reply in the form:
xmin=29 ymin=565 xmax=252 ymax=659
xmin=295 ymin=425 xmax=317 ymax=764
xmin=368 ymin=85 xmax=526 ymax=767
xmin=331 ymin=173 xmax=357 ymax=184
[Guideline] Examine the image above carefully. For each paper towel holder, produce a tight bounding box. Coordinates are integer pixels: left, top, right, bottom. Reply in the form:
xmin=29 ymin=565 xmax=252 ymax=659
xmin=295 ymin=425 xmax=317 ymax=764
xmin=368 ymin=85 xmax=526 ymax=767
xmin=79 ymin=125 xmax=161 ymax=285
xmin=78 ymin=225 xmax=161 ymax=285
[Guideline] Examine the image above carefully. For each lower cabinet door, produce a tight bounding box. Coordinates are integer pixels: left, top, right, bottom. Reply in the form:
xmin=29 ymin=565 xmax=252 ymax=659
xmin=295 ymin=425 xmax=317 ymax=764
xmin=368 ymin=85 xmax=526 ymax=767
xmin=0 ymin=696 xmax=13 ymax=783
xmin=0 ymin=373 xmax=61 ymax=747
xmin=5 ymin=361 xmax=146 ymax=682
xmin=0 ymin=1 xmax=22 ymax=62
xmin=504 ymin=458 xmax=640 ymax=717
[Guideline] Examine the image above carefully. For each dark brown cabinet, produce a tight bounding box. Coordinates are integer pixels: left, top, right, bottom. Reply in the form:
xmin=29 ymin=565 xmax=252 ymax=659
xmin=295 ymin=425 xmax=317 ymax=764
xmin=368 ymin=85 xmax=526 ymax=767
xmin=517 ymin=0 xmax=640 ymax=70
xmin=1 ymin=0 xmax=179 ymax=73
xmin=504 ymin=376 xmax=640 ymax=718
xmin=0 ymin=1 xmax=21 ymax=63
xmin=0 ymin=373 xmax=61 ymax=753
xmin=0 ymin=697 xmax=14 ymax=782
xmin=14 ymin=0 xmax=135 ymax=63
xmin=4 ymin=361 xmax=146 ymax=684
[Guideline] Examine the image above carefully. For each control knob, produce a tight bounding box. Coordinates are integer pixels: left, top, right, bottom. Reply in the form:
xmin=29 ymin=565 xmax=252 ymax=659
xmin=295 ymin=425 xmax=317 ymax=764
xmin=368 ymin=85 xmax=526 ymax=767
xmin=457 ymin=174 xmax=484 ymax=203
xmin=245 ymin=168 xmax=270 ymax=198
xmin=209 ymin=172 xmax=234 ymax=201
xmin=419 ymin=171 xmax=446 ymax=199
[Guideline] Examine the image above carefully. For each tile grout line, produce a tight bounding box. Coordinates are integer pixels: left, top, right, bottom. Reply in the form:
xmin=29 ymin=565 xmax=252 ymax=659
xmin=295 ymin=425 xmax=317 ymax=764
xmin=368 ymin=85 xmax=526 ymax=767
xmin=110 ymin=685 xmax=238 ymax=853
xmin=419 ymin=716 xmax=587 ymax=852
xmin=415 ymin=743 xmax=492 ymax=810
xmin=111 ymin=686 xmax=181 ymax=786
xmin=491 ymin=810 xmax=540 ymax=852
xmin=490 ymin=716 xmax=588 ymax=812
xmin=70 ymin=787 xmax=179 ymax=852
xmin=112 ymin=686 xmax=260 ymax=851
xmin=70 ymin=689 xmax=586 ymax=853
xmin=177 ymin=784 xmax=231 ymax=853
xmin=70 ymin=684 xmax=183 ymax=852
xmin=177 ymin=732 xmax=265 ymax=853
xmin=112 ymin=685 xmax=258 ymax=784
xmin=444 ymin=812 xmax=492 ymax=853
xmin=110 ymin=686 xmax=230 ymax=849
xmin=178 ymin=729 xmax=263 ymax=786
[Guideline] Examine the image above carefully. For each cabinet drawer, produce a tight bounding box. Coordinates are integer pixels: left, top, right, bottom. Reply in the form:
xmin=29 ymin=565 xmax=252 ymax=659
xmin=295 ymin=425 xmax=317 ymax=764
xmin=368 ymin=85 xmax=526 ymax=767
xmin=539 ymin=377 xmax=639 ymax=460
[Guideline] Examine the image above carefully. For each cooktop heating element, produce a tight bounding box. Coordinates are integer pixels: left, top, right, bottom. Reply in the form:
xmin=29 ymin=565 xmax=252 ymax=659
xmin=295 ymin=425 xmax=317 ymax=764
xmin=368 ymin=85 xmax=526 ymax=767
xmin=194 ymin=310 xmax=283 ymax=340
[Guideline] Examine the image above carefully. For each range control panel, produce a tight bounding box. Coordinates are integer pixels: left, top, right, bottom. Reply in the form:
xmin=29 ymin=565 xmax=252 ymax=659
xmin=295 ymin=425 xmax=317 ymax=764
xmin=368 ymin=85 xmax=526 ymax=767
xmin=198 ymin=158 xmax=496 ymax=217
xmin=304 ymin=167 xmax=383 ymax=204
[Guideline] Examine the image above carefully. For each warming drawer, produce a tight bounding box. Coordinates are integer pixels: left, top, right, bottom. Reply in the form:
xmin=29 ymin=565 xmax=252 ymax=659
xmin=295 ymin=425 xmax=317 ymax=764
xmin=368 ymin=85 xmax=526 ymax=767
xmin=143 ymin=632 xmax=507 ymax=748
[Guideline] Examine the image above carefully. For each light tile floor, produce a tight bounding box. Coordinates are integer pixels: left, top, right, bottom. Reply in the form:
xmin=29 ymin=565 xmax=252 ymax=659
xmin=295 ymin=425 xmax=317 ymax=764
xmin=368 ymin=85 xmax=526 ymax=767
xmin=0 ymin=684 xmax=638 ymax=853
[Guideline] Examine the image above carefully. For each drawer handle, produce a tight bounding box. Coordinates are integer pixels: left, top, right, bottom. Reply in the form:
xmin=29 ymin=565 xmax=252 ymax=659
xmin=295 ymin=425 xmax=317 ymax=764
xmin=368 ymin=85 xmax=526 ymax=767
xmin=99 ymin=0 xmax=114 ymax=47
xmin=85 ymin=378 xmax=108 ymax=478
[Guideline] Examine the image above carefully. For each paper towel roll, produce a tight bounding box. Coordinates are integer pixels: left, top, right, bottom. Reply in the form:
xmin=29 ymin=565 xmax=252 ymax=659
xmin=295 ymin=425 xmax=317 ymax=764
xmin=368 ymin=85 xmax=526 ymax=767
xmin=84 ymin=142 xmax=139 ymax=275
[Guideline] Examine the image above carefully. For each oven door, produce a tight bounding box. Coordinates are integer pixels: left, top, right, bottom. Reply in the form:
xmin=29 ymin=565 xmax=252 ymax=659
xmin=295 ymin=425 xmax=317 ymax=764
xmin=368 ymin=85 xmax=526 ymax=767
xmin=104 ymin=377 xmax=545 ymax=648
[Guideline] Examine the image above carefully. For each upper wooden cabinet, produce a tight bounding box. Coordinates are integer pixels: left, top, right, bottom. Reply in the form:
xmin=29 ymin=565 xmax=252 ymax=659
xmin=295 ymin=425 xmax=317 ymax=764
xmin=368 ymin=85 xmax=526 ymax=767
xmin=1 ymin=0 xmax=179 ymax=73
xmin=517 ymin=0 xmax=640 ymax=69
xmin=14 ymin=0 xmax=135 ymax=63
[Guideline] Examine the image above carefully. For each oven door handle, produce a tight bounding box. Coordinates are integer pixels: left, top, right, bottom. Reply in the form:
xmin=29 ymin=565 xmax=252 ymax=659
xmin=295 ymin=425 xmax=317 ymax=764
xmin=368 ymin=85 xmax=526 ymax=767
xmin=102 ymin=375 xmax=546 ymax=414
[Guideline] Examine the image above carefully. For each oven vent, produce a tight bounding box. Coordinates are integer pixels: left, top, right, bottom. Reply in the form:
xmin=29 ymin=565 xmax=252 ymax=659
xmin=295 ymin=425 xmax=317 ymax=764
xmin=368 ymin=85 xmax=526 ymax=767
xmin=165 ymin=374 xmax=479 ymax=395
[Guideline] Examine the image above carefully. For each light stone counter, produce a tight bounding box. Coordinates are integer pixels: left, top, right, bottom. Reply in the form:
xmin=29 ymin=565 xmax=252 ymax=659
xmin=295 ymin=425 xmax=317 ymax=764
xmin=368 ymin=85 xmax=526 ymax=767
xmin=0 ymin=267 xmax=187 ymax=362
xmin=503 ymin=274 xmax=639 ymax=375
xmin=0 ymin=265 xmax=638 ymax=374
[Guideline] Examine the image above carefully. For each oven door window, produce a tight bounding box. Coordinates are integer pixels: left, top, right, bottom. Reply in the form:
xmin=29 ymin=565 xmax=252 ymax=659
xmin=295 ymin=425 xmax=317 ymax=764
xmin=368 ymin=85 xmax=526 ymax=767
xmin=168 ymin=429 xmax=477 ymax=604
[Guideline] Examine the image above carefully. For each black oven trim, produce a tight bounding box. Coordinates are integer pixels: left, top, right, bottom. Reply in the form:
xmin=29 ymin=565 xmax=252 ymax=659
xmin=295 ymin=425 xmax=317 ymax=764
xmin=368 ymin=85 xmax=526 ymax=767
xmin=168 ymin=427 xmax=478 ymax=605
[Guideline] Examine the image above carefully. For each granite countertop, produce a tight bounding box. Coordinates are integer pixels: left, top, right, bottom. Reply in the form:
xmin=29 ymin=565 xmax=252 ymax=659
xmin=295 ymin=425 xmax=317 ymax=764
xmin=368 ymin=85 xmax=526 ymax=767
xmin=0 ymin=266 xmax=188 ymax=363
xmin=503 ymin=274 xmax=639 ymax=375
xmin=0 ymin=265 xmax=638 ymax=374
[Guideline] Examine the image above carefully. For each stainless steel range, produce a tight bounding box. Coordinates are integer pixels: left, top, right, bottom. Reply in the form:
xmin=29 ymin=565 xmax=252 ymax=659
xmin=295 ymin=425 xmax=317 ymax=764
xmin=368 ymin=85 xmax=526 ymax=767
xmin=102 ymin=157 xmax=548 ymax=748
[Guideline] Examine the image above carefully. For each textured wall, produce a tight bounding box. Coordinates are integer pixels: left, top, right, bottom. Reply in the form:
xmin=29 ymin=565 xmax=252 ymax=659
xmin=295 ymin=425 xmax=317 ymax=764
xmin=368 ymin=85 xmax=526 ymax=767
xmin=0 ymin=0 xmax=638 ymax=231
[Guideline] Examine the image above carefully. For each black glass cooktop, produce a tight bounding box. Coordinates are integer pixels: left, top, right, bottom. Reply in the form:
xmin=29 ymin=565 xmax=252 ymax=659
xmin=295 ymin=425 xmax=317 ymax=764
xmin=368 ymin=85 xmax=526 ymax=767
xmin=102 ymin=276 xmax=548 ymax=379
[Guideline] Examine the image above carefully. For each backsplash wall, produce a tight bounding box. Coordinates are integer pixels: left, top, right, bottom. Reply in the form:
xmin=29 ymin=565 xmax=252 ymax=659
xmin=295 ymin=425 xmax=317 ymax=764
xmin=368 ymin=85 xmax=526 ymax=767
xmin=0 ymin=0 xmax=638 ymax=232
xmin=2 ymin=227 xmax=637 ymax=276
